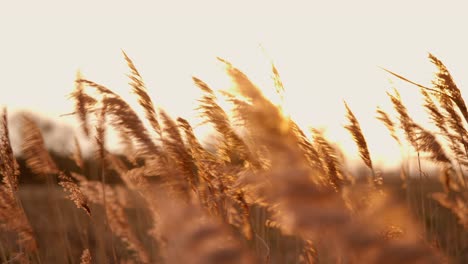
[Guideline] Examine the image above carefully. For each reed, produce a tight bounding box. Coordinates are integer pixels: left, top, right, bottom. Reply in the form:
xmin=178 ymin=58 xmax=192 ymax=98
xmin=1 ymin=52 xmax=467 ymax=263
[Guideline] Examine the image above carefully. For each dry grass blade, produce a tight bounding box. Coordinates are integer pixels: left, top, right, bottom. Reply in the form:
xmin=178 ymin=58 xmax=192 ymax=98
xmin=72 ymin=136 xmax=85 ymax=170
xmin=123 ymin=51 xmax=162 ymax=136
xmin=381 ymin=67 xmax=449 ymax=99
xmin=344 ymin=101 xmax=374 ymax=177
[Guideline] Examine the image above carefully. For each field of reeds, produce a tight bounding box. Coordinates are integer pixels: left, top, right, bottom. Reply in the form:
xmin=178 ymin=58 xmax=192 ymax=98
xmin=1 ymin=52 xmax=467 ymax=263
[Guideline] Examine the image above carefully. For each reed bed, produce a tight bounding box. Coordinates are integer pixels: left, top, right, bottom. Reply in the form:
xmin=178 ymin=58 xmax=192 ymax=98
xmin=0 ymin=52 xmax=467 ymax=263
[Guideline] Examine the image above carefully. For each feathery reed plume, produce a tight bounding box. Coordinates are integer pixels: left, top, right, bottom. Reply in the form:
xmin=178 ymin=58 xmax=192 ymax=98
xmin=387 ymin=89 xmax=418 ymax=150
xmin=271 ymin=62 xmax=285 ymax=102
xmin=420 ymin=88 xmax=468 ymax=166
xmin=430 ymin=78 xmax=468 ymax=159
xmin=10 ymin=52 xmax=461 ymax=262
xmin=218 ymin=58 xmax=289 ymax=144
xmin=22 ymin=114 xmax=91 ymax=216
xmin=429 ymin=53 xmax=468 ymax=125
xmin=412 ymin=124 xmax=451 ymax=165
xmin=77 ymin=79 xmax=159 ymax=155
xmin=290 ymin=120 xmax=325 ymax=176
xmin=427 ymin=56 xmax=468 ymax=187
xmin=21 ymin=114 xmax=59 ymax=175
xmin=104 ymin=95 xmax=160 ymax=154
xmin=177 ymin=117 xmax=233 ymax=223
xmin=311 ymin=128 xmax=347 ymax=190
xmin=70 ymin=71 xmax=97 ymax=137
xmin=123 ymin=51 xmax=162 ymax=136
xmin=0 ymin=109 xmax=37 ymax=254
xmin=178 ymin=116 xmax=253 ymax=240
xmin=58 ymin=172 xmax=91 ymax=216
xmin=159 ymin=110 xmax=196 ymax=192
xmin=80 ymin=249 xmax=91 ymax=264
xmin=0 ymin=108 xmax=19 ymax=192
xmin=376 ymin=106 xmax=401 ymax=145
xmin=344 ymin=101 xmax=375 ymax=181
xmin=177 ymin=118 xmax=215 ymax=191
xmin=388 ymin=89 xmax=452 ymax=165
xmin=193 ymin=76 xmax=258 ymax=168
xmin=177 ymin=117 xmax=211 ymax=165
xmin=421 ymin=89 xmax=449 ymax=136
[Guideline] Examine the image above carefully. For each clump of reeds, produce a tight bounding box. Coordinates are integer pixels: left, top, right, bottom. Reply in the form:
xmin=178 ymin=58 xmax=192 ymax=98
xmin=1 ymin=51 xmax=467 ymax=263
xmin=382 ymin=53 xmax=468 ymax=231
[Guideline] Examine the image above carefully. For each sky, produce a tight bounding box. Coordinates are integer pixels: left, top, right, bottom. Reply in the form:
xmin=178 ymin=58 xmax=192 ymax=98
xmin=1 ymin=0 xmax=468 ymax=169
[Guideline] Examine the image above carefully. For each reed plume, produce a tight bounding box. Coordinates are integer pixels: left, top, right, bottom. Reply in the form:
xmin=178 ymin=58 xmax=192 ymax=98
xmin=0 ymin=109 xmax=37 ymax=254
xmin=376 ymin=106 xmax=401 ymax=145
xmin=123 ymin=51 xmax=162 ymax=136
xmin=344 ymin=101 xmax=375 ymax=182
xmin=70 ymin=71 xmax=97 ymax=137
xmin=193 ymin=76 xmax=258 ymax=168
xmin=21 ymin=114 xmax=91 ymax=216
xmin=429 ymin=53 xmax=468 ymax=125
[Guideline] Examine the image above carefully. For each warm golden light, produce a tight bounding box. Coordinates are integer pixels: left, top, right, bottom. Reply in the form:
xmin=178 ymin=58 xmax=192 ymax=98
xmin=1 ymin=1 xmax=468 ymax=165
xmin=2 ymin=2 xmax=468 ymax=263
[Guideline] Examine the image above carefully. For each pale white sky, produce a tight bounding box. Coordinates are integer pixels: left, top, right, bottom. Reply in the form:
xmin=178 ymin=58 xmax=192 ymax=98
xmin=1 ymin=0 xmax=468 ymax=168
